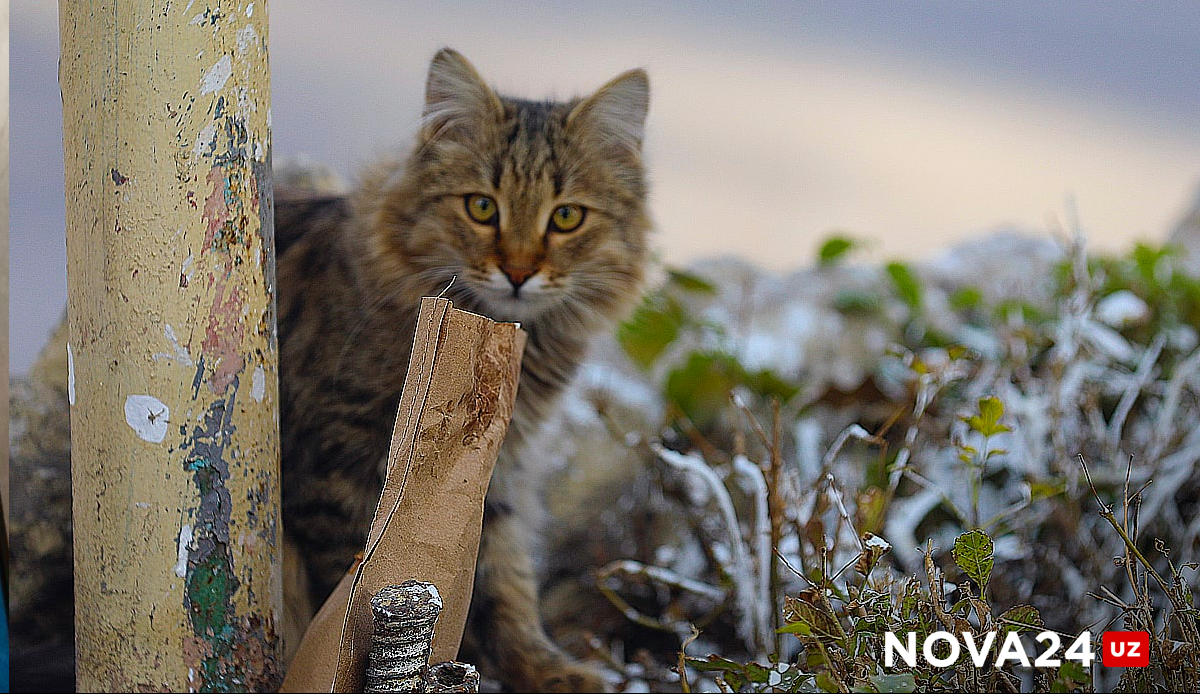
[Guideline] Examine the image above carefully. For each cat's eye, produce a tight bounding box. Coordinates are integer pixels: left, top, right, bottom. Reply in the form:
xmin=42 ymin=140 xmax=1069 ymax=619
xmin=465 ymin=194 xmax=498 ymax=224
xmin=549 ymin=204 xmax=586 ymax=233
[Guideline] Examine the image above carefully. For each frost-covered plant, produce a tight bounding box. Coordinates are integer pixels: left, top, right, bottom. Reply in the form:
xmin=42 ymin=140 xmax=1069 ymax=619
xmin=597 ymin=228 xmax=1200 ymax=692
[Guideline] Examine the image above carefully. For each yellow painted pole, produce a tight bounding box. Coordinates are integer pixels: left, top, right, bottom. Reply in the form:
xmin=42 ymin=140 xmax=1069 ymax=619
xmin=60 ymin=1 xmax=281 ymax=690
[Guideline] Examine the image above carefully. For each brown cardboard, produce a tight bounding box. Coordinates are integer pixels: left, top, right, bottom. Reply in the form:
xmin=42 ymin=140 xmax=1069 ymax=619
xmin=280 ymin=297 xmax=526 ymax=692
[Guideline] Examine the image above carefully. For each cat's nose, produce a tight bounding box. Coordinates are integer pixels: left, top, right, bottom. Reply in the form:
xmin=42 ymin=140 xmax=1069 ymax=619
xmin=500 ymin=263 xmax=537 ymax=290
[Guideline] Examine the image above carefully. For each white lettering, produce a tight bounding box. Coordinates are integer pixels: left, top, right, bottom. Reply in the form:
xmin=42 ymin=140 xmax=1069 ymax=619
xmin=995 ymin=630 xmax=1031 ymax=667
xmin=881 ymin=629 xmax=1095 ymax=669
xmin=884 ymin=632 xmax=918 ymax=668
xmin=962 ymin=631 xmax=996 ymax=667
xmin=1034 ymin=631 xmax=1061 ymax=667
xmin=1064 ymin=632 xmax=1095 ymax=667
xmin=924 ymin=631 xmax=960 ymax=668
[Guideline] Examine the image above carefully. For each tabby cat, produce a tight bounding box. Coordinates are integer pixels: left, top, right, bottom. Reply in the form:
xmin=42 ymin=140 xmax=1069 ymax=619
xmin=277 ymin=48 xmax=651 ymax=691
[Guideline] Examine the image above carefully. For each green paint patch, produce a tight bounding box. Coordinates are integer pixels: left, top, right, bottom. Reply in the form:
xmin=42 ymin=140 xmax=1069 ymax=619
xmin=182 ymin=396 xmax=255 ymax=690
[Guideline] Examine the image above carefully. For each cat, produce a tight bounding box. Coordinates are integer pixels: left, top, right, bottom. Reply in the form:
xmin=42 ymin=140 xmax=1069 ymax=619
xmin=276 ymin=48 xmax=651 ymax=692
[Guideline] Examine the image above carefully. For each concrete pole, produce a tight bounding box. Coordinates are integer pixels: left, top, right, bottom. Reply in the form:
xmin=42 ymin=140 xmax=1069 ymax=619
xmin=60 ymin=1 xmax=281 ymax=690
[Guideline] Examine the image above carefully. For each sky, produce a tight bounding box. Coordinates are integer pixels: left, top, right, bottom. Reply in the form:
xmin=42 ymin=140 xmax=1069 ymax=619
xmin=10 ymin=1 xmax=1200 ymax=374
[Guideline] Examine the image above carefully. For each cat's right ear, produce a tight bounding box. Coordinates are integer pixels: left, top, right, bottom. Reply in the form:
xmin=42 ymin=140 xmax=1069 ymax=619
xmin=420 ymin=48 xmax=504 ymax=143
xmin=567 ymin=68 xmax=650 ymax=155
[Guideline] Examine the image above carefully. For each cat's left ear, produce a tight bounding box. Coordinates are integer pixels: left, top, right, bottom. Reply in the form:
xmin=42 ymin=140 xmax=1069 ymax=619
xmin=568 ymin=68 xmax=650 ymax=153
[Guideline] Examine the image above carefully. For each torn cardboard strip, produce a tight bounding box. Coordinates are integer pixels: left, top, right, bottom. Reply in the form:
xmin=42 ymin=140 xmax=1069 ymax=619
xmin=281 ymin=297 xmax=526 ymax=692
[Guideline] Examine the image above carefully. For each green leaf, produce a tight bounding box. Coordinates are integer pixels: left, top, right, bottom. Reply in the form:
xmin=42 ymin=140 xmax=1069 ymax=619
xmin=1133 ymin=242 xmax=1168 ymax=286
xmin=818 ymin=235 xmax=858 ymax=266
xmin=685 ymin=654 xmax=751 ymax=686
xmin=666 ymin=267 xmax=718 ymax=294
xmin=950 ymin=286 xmax=983 ymax=311
xmin=1056 ymin=659 xmax=1089 ymax=686
xmin=684 ymin=654 xmax=741 ymax=670
xmin=744 ymin=368 xmax=800 ymax=403
xmin=665 ymin=352 xmax=799 ymax=428
xmin=743 ymin=662 xmax=772 ymax=684
xmin=963 ymin=396 xmax=1012 ymax=437
xmin=998 ymin=604 xmax=1044 ymax=633
xmin=1027 ymin=479 xmax=1065 ymax=501
xmin=616 ymin=294 xmax=685 ymax=369
xmin=685 ymin=655 xmax=780 ymax=690
xmin=946 ymin=344 xmax=973 ymax=361
xmin=952 ymin=529 xmax=994 ymax=594
xmin=885 ymin=261 xmax=923 ymax=310
xmin=993 ymin=298 xmax=1047 ymax=324
xmin=665 ymin=351 xmax=741 ymax=429
xmin=832 ymin=289 xmax=883 ymax=315
xmin=980 ymin=395 xmax=1002 ymax=423
xmin=777 ymin=620 xmax=814 ymax=635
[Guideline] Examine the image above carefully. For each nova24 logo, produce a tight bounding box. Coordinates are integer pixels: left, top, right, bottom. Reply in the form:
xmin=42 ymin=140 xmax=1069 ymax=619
xmin=883 ymin=630 xmax=1149 ymax=668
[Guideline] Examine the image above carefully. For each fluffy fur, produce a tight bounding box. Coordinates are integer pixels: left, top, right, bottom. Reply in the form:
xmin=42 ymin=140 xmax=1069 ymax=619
xmin=278 ymin=48 xmax=651 ymax=691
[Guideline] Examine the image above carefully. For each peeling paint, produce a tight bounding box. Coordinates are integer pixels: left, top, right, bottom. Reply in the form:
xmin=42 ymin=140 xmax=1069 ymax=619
xmin=193 ymin=122 xmax=218 ymax=157
xmin=182 ymin=395 xmax=239 ymax=686
xmin=67 ymin=342 xmax=76 ymax=405
xmin=166 ymin=323 xmax=195 ymax=365
xmin=176 ymin=524 xmax=194 ymax=577
xmin=181 ymin=251 xmax=196 ymax=288
xmin=254 ymin=152 xmax=276 ymax=304
xmin=202 ymin=279 xmax=248 ymax=394
xmin=125 ymin=394 xmax=170 ymax=443
xmin=155 ymin=323 xmax=196 ymax=366
xmin=236 ymin=25 xmax=258 ymax=56
xmin=201 ymin=165 xmax=231 ymax=250
xmin=200 ymin=54 xmax=233 ymax=95
xmin=180 ymin=15 xmax=278 ymax=685
xmin=251 ymin=365 xmax=265 ymax=402
xmin=180 ymin=387 xmax=280 ymax=690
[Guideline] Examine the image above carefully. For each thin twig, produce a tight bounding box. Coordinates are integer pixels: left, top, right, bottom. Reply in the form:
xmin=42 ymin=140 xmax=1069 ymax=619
xmin=1078 ymin=454 xmax=1182 ymax=610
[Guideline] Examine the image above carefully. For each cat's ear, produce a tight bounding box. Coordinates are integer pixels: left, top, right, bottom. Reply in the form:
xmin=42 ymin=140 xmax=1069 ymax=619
xmin=421 ymin=48 xmax=503 ymax=142
xmin=568 ymin=68 xmax=650 ymax=153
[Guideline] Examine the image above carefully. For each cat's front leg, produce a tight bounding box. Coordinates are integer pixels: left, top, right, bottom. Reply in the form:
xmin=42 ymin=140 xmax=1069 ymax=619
xmin=465 ymin=493 xmax=610 ymax=693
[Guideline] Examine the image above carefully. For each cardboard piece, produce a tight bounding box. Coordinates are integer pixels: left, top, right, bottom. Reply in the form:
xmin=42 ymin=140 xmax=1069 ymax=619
xmin=280 ymin=297 xmax=526 ymax=692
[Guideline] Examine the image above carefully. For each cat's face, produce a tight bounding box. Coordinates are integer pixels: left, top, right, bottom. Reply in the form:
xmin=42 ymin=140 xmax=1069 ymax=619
xmin=377 ymin=49 xmax=652 ymax=327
